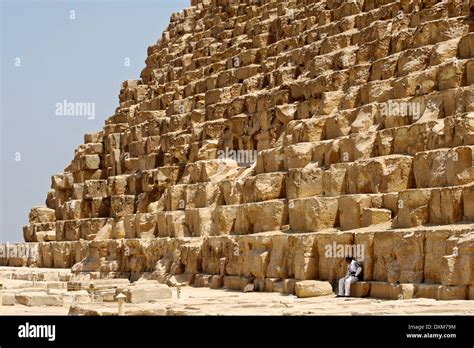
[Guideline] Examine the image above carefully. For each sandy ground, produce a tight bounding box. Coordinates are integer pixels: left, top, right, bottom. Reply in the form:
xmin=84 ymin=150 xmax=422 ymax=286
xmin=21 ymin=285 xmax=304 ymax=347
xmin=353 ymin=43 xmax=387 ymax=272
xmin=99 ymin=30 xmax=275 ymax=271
xmin=2 ymin=287 xmax=474 ymax=316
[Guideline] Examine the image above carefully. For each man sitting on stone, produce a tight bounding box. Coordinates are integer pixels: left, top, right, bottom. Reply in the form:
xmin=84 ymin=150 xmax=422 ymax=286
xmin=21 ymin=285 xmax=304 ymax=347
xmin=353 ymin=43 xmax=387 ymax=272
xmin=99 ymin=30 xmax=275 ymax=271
xmin=336 ymin=256 xmax=362 ymax=297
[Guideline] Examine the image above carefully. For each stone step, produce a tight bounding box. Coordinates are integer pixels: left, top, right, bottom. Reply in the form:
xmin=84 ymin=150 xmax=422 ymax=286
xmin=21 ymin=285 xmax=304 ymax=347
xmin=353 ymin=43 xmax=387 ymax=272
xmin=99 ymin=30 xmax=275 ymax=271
xmin=350 ymin=281 xmax=472 ymax=301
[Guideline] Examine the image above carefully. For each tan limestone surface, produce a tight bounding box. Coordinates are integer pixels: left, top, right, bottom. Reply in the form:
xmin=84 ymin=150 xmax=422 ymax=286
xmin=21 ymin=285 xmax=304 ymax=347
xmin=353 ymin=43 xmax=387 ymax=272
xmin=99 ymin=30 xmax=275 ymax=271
xmin=1 ymin=0 xmax=474 ymax=305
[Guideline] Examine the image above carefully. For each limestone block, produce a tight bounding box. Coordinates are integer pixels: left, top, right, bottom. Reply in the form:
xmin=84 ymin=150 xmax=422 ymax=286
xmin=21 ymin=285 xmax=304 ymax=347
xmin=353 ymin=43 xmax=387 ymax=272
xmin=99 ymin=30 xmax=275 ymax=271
xmin=256 ymin=147 xmax=285 ymax=174
xmin=188 ymin=182 xmax=222 ymax=208
xmin=62 ymin=290 xmax=91 ymax=304
xmin=110 ymin=195 xmax=136 ymax=217
xmin=244 ymin=200 xmax=288 ymax=234
xmin=294 ymin=280 xmax=333 ymax=298
xmin=429 ymin=187 xmax=463 ymax=225
xmin=29 ymin=206 xmax=55 ymax=223
xmin=369 ymin=282 xmax=414 ymax=300
xmin=84 ymin=180 xmax=108 ymax=199
xmin=186 ymin=208 xmax=212 ymax=237
xmin=52 ymin=173 xmax=74 ymax=190
xmin=219 ymin=179 xmax=243 ymax=205
xmin=424 ymin=230 xmax=458 ymax=284
xmin=84 ymin=131 xmax=103 ymax=144
xmin=165 ymin=211 xmax=189 ymax=238
xmin=286 ymin=163 xmax=323 ymax=200
xmin=459 ymin=33 xmax=474 ymax=59
xmin=64 ymin=220 xmax=81 ymax=241
xmin=438 ymin=60 xmax=465 ymax=91
xmin=415 ymin=284 xmax=440 ymax=299
xmin=243 ymin=172 xmax=286 ymax=202
xmin=223 ymin=276 xmax=252 ymax=291
xmin=15 ymin=292 xmax=63 ymax=306
xmin=209 ymin=275 xmax=224 ymax=289
xmin=264 ymin=278 xmax=280 ymax=292
xmin=322 ymin=163 xmax=348 ymax=196
xmin=180 ymin=242 xmax=202 ymax=274
xmin=23 ymin=224 xmax=35 ymax=242
xmin=52 ymin=241 xmax=73 ymax=268
xmin=339 ymin=132 xmax=376 ymax=163
xmin=275 ymin=104 xmax=297 ymax=124
xmin=135 ymin=213 xmax=157 ymax=239
xmin=436 ymin=285 xmax=467 ymax=300
xmin=463 ymin=184 xmax=474 ymax=221
xmin=265 ymin=234 xmax=289 ymax=279
xmin=2 ymin=292 xmax=16 ymax=305
xmin=91 ymin=197 xmax=110 ymax=218
xmin=354 ymin=232 xmax=375 ymax=280
xmin=393 ymin=232 xmax=425 ymax=283
xmin=339 ymin=195 xmax=373 ymax=231
xmin=287 ymin=234 xmax=318 ymax=280
xmin=350 ymin=281 xmax=371 ymax=297
xmin=193 ymin=274 xmax=211 ymax=287
xmin=81 ymin=155 xmax=101 ymax=170
xmin=441 ymin=233 xmax=474 ymax=286
xmin=284 ymin=143 xmax=315 ymax=170
xmin=446 ymin=146 xmax=474 ymax=186
xmin=396 ymin=189 xmax=431 ymax=228
xmin=290 ymin=117 xmax=326 ymax=143
xmin=282 ymin=279 xmax=297 ymax=295
xmin=347 ymin=155 xmax=413 ymax=194
xmin=373 ymin=231 xmax=424 ymax=283
xmin=413 ymin=149 xmax=449 ymax=188
xmin=289 ymin=197 xmax=339 ymax=232
xmin=361 ymin=207 xmax=391 ymax=227
xmin=211 ymin=205 xmax=238 ymax=235
xmin=126 ymin=283 xmax=172 ymax=303
xmin=63 ymin=200 xmax=85 ymax=220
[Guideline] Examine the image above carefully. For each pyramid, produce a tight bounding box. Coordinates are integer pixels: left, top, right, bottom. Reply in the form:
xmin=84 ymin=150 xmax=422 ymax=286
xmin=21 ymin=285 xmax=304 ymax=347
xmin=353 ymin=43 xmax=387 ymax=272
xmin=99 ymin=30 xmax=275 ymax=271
xmin=3 ymin=0 xmax=474 ymax=300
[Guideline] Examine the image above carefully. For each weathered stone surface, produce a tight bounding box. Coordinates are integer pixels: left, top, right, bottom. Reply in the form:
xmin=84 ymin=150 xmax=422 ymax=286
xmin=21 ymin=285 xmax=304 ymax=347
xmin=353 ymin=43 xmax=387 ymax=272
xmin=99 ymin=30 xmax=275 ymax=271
xmin=15 ymin=292 xmax=63 ymax=306
xmin=294 ymin=280 xmax=333 ymax=298
xmin=3 ymin=0 xmax=473 ymax=303
xmin=126 ymin=283 xmax=172 ymax=303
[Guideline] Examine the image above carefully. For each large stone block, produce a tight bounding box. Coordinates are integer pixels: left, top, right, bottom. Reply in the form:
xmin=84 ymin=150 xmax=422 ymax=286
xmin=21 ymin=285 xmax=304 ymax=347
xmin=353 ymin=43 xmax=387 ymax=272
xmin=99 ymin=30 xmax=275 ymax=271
xmin=243 ymin=172 xmax=286 ymax=202
xmin=395 ymin=189 xmax=431 ymax=228
xmin=186 ymin=208 xmax=212 ymax=237
xmin=289 ymin=197 xmax=339 ymax=232
xmin=287 ymin=234 xmax=318 ymax=280
xmin=81 ymin=154 xmax=101 ymax=170
xmin=15 ymin=292 xmax=63 ymax=306
xmin=29 ymin=207 xmax=56 ymax=223
xmin=463 ymin=184 xmax=474 ymax=221
xmin=295 ymin=280 xmax=333 ymax=298
xmin=84 ymin=180 xmax=108 ymax=199
xmin=373 ymin=231 xmax=424 ymax=284
xmin=347 ymin=155 xmax=413 ymax=194
xmin=110 ymin=195 xmax=136 ymax=217
xmin=286 ymin=163 xmax=323 ymax=199
xmin=236 ymin=200 xmax=288 ymax=234
xmin=429 ymin=187 xmax=463 ymax=225
xmin=211 ymin=205 xmax=238 ymax=236
xmin=125 ymin=283 xmax=172 ymax=303
xmin=338 ymin=195 xmax=373 ymax=231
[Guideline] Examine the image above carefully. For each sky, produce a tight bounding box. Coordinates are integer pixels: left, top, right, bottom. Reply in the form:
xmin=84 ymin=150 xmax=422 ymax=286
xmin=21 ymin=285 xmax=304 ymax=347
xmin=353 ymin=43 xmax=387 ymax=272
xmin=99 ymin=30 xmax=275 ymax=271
xmin=0 ymin=0 xmax=189 ymax=242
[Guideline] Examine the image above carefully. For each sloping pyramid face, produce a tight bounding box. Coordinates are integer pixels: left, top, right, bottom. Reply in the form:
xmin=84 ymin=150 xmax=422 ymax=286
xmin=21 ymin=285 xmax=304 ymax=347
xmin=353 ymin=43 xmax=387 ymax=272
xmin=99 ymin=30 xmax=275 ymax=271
xmin=6 ymin=0 xmax=474 ymax=298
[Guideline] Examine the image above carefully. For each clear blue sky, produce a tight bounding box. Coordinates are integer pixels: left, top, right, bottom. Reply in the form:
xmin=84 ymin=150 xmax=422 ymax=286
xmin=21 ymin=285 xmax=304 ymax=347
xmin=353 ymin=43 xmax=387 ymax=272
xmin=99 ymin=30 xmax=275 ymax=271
xmin=0 ymin=0 xmax=189 ymax=242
